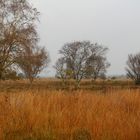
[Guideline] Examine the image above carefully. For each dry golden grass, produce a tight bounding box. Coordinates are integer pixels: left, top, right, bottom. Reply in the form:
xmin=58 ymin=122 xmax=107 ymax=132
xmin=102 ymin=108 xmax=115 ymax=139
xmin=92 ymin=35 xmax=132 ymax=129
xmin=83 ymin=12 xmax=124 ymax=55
xmin=0 ymin=86 xmax=140 ymax=140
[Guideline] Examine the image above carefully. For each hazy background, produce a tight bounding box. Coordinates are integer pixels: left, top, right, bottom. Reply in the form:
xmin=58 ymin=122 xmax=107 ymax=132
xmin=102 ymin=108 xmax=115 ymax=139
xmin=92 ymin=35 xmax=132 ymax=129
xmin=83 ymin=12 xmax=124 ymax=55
xmin=31 ymin=0 xmax=140 ymax=77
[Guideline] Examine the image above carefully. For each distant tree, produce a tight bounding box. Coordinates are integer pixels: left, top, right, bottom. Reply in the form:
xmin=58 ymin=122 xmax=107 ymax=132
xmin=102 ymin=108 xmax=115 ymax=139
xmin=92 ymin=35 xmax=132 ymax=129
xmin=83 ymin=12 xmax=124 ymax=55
xmin=126 ymin=53 xmax=140 ymax=85
xmin=85 ymin=45 xmax=110 ymax=83
xmin=16 ymin=47 xmax=49 ymax=84
xmin=58 ymin=41 xmax=91 ymax=87
xmin=55 ymin=41 xmax=110 ymax=88
xmin=0 ymin=0 xmax=39 ymax=79
xmin=54 ymin=58 xmax=67 ymax=85
xmin=111 ymin=76 xmax=117 ymax=80
xmin=17 ymin=73 xmax=25 ymax=79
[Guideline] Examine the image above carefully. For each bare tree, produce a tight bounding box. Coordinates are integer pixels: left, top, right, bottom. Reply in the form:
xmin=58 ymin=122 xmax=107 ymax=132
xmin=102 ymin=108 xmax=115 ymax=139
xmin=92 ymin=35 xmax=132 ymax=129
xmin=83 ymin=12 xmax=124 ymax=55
xmin=85 ymin=44 xmax=110 ymax=83
xmin=0 ymin=0 xmax=39 ymax=79
xmin=126 ymin=53 xmax=140 ymax=84
xmin=58 ymin=41 xmax=91 ymax=88
xmin=55 ymin=41 xmax=110 ymax=88
xmin=54 ymin=58 xmax=68 ymax=86
xmin=16 ymin=47 xmax=49 ymax=84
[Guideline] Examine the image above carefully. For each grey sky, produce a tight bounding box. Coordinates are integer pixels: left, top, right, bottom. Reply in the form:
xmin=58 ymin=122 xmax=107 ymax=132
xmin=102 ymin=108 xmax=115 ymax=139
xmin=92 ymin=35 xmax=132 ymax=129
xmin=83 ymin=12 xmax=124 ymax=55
xmin=31 ymin=0 xmax=140 ymax=77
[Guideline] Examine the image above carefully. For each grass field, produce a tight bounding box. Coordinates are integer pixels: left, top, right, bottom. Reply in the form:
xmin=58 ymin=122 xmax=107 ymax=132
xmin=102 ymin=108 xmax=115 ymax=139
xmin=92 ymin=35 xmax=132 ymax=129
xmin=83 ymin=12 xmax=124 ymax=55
xmin=0 ymin=79 xmax=140 ymax=140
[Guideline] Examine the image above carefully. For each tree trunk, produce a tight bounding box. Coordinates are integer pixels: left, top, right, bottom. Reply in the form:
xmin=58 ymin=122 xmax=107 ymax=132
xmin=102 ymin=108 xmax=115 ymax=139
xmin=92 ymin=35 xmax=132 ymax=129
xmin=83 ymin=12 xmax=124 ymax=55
xmin=29 ymin=77 xmax=34 ymax=87
xmin=75 ymin=80 xmax=81 ymax=89
xmin=91 ymin=78 xmax=96 ymax=88
xmin=0 ymin=70 xmax=4 ymax=80
xmin=62 ymin=78 xmax=66 ymax=88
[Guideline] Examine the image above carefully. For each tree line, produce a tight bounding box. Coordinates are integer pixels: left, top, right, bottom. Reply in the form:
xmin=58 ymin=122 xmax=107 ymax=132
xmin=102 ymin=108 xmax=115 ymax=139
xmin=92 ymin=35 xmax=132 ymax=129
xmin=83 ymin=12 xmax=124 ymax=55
xmin=0 ymin=0 xmax=140 ymax=85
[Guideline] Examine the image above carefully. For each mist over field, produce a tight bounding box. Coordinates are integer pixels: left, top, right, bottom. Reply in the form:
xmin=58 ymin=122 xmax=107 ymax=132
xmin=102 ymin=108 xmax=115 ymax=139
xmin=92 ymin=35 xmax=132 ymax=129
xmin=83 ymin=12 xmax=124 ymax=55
xmin=31 ymin=0 xmax=140 ymax=77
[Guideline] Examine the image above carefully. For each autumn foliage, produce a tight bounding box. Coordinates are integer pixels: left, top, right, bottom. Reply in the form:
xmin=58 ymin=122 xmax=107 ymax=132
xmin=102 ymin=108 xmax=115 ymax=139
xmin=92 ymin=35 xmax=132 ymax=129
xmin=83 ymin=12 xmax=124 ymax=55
xmin=0 ymin=84 xmax=140 ymax=140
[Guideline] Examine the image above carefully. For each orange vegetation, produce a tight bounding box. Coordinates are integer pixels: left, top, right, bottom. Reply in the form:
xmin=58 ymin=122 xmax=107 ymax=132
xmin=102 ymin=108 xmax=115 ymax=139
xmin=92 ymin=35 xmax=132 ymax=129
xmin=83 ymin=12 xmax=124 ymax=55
xmin=0 ymin=89 xmax=140 ymax=140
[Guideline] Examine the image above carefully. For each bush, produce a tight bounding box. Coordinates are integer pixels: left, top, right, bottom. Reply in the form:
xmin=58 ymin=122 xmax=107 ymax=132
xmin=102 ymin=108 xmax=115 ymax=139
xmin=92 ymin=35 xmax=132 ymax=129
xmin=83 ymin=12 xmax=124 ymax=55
xmin=135 ymin=80 xmax=140 ymax=85
xmin=72 ymin=129 xmax=92 ymax=140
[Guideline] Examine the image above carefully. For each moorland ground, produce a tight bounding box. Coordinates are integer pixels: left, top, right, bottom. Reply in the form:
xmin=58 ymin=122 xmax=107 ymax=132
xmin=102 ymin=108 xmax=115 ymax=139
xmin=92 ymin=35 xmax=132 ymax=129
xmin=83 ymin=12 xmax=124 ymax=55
xmin=0 ymin=79 xmax=140 ymax=140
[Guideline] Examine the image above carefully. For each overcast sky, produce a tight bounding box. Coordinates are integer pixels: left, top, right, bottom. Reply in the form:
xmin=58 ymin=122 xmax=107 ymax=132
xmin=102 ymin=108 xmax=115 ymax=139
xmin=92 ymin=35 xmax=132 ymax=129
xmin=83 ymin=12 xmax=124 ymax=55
xmin=31 ymin=0 xmax=140 ymax=77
